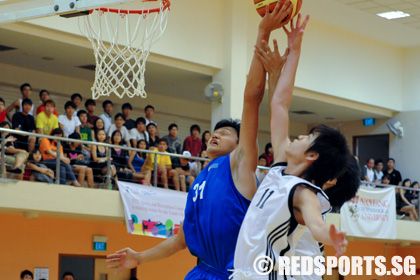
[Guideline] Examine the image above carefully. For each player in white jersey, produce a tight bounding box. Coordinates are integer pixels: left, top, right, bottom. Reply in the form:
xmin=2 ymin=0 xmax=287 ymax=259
xmin=231 ymin=14 xmax=358 ymax=279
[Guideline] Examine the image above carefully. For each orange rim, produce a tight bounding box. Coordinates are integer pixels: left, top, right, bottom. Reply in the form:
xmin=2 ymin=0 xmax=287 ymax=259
xmin=90 ymin=0 xmax=170 ymax=15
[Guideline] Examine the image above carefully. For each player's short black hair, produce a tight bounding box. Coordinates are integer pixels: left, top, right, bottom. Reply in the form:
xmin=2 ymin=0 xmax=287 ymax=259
xmin=77 ymin=110 xmax=87 ymax=117
xmin=20 ymin=270 xmax=33 ymax=279
xmin=71 ymin=93 xmax=83 ymax=101
xmin=85 ymin=98 xmax=96 ymax=108
xmin=144 ymin=105 xmax=154 ymax=112
xmin=265 ymin=142 xmax=272 ymax=155
xmin=324 ymin=155 xmax=360 ymax=208
xmin=62 ymin=272 xmax=74 ymax=279
xmin=213 ymin=119 xmax=241 ymax=140
xmin=190 ymin=124 xmax=201 ymax=134
xmin=158 ymin=138 xmax=168 ymax=145
xmin=114 ymin=113 xmax=125 ymax=121
xmin=102 ymin=100 xmax=113 ymax=110
xmin=64 ymin=101 xmax=77 ymax=110
xmin=168 ymin=123 xmax=178 ymax=130
xmin=374 ymin=159 xmax=383 ymax=165
xmin=136 ymin=117 xmax=146 ymax=125
xmin=20 ymin=83 xmax=31 ymax=91
xmin=0 ymin=98 xmax=4 ymax=105
xmin=39 ymin=89 xmax=49 ymax=98
xmin=301 ymin=124 xmax=350 ymax=188
xmin=21 ymin=98 xmax=33 ymax=106
xmin=122 ymin=103 xmax=132 ymax=111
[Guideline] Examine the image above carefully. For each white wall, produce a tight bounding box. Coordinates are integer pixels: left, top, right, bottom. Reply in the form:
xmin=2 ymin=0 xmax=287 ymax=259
xmin=402 ymin=47 xmax=420 ymax=111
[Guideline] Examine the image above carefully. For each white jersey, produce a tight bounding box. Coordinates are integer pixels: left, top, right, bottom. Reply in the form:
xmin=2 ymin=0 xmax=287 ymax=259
xmin=232 ymin=163 xmax=331 ymax=280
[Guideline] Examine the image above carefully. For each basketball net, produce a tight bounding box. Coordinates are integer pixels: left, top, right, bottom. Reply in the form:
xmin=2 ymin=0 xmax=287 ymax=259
xmin=81 ymin=0 xmax=170 ymax=99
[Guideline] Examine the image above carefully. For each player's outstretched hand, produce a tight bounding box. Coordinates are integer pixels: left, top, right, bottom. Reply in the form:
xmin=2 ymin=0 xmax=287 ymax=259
xmin=254 ymin=39 xmax=289 ymax=75
xmin=283 ymin=13 xmax=310 ymax=51
xmin=259 ymin=0 xmax=293 ymax=33
xmin=107 ymin=247 xmax=140 ymax=273
xmin=329 ymin=224 xmax=348 ymax=257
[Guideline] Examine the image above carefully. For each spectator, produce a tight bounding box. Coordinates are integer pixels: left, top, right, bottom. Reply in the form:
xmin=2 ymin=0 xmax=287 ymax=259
xmin=35 ymin=100 xmax=59 ymax=135
xmin=6 ymin=83 xmax=34 ymax=121
xmin=77 ymin=110 xmax=92 ymax=157
xmin=262 ymin=142 xmax=274 ymax=167
xmin=199 ymin=150 xmax=210 ymax=169
xmin=27 ymin=149 xmax=55 ymax=183
xmin=183 ymin=124 xmax=202 ymax=157
xmin=85 ymin=98 xmax=98 ymax=129
xmin=147 ymin=123 xmax=159 ymax=148
xmin=201 ymin=130 xmax=211 ymax=151
xmin=128 ymin=139 xmax=151 ymax=185
xmin=144 ymin=104 xmax=157 ymax=127
xmin=149 ymin=138 xmax=179 ymax=190
xmin=396 ymin=178 xmax=418 ymax=221
xmin=162 ymin=123 xmax=183 ymax=168
xmin=407 ymin=181 xmax=419 ymax=209
xmin=100 ymin=100 xmax=113 ymax=133
xmin=362 ymin=158 xmax=375 ymax=187
xmin=384 ymin=158 xmax=402 ymax=186
xmin=39 ymin=128 xmax=81 ymax=186
xmin=62 ymin=272 xmax=75 ymax=280
xmin=71 ymin=93 xmax=83 ymax=116
xmin=92 ymin=117 xmax=105 ymax=142
xmin=175 ymin=151 xmax=195 ymax=192
xmin=374 ymin=159 xmax=384 ymax=183
xmin=130 ymin=117 xmax=149 ymax=147
xmin=0 ymin=98 xmax=6 ymax=123
xmin=36 ymin=89 xmax=58 ymax=116
xmin=90 ymin=128 xmax=116 ymax=180
xmin=20 ymin=270 xmax=33 ymax=280
xmin=256 ymin=155 xmax=268 ymax=184
xmin=108 ymin=113 xmax=131 ymax=147
xmin=58 ymin=101 xmax=81 ymax=137
xmin=64 ymin=132 xmax=94 ymax=188
xmin=0 ymin=121 xmax=27 ymax=178
xmin=381 ymin=174 xmax=391 ymax=186
xmin=12 ymin=98 xmax=36 ymax=152
xmin=122 ymin=103 xmax=136 ymax=130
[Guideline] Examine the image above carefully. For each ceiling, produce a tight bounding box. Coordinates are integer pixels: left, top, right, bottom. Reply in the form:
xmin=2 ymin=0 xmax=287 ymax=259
xmin=0 ymin=0 xmax=416 ymax=123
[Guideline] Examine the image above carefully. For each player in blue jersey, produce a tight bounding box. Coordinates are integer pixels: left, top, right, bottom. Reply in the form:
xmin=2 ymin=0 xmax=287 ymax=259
xmin=106 ymin=1 xmax=294 ymax=279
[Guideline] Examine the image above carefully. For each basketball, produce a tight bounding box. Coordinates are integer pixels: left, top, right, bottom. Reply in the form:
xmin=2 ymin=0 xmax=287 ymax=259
xmin=254 ymin=0 xmax=302 ymax=19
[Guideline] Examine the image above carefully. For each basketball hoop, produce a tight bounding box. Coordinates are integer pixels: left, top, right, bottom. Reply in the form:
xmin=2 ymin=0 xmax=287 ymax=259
xmin=81 ymin=0 xmax=170 ymax=100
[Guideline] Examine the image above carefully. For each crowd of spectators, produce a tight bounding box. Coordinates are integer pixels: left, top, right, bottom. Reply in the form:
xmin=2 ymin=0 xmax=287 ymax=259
xmin=0 ymin=83 xmax=214 ymax=192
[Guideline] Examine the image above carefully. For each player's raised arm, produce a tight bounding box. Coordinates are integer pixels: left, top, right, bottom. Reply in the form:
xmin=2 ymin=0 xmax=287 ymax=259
xmin=232 ymin=0 xmax=292 ymax=200
xmin=269 ymin=14 xmax=309 ymax=163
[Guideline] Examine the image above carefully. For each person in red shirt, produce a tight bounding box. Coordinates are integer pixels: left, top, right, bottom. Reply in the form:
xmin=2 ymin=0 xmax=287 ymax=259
xmin=0 ymin=98 xmax=6 ymax=123
xmin=36 ymin=89 xmax=59 ymax=117
xmin=183 ymin=124 xmax=202 ymax=157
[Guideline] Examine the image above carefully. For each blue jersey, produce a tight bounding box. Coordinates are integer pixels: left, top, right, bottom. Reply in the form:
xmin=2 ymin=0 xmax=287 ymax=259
xmin=183 ymin=154 xmax=251 ymax=280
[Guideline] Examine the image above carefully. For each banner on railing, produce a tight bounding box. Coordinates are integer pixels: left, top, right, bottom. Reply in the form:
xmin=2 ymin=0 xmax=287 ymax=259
xmin=341 ymin=186 xmax=396 ymax=239
xmin=118 ymin=181 xmax=187 ymax=239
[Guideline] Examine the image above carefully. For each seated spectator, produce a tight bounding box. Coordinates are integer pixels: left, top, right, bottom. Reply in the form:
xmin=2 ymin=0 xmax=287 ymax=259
xmin=149 ymin=138 xmax=179 ymax=190
xmin=256 ymin=155 xmax=268 ymax=184
xmin=64 ymin=132 xmax=94 ymax=188
xmin=162 ymin=123 xmax=182 ymax=168
xmin=407 ymin=181 xmax=419 ymax=209
xmin=0 ymin=98 xmax=7 ymax=123
xmin=99 ymin=100 xmax=113 ymax=133
xmin=199 ymin=150 xmax=210 ymax=169
xmin=0 ymin=121 xmax=27 ymax=178
xmin=381 ymin=174 xmax=391 ymax=186
xmin=122 ymin=103 xmax=136 ymax=130
xmin=71 ymin=93 xmax=83 ymax=116
xmin=183 ymin=124 xmax=202 ymax=157
xmin=374 ymin=159 xmax=384 ymax=183
xmin=130 ymin=117 xmax=149 ymax=147
xmin=144 ymin=104 xmax=157 ymax=126
xmin=90 ymin=128 xmax=116 ymax=181
xmin=6 ymin=83 xmax=34 ymax=121
xmin=128 ymin=139 xmax=151 ymax=185
xmin=201 ymin=130 xmax=210 ymax=151
xmin=20 ymin=270 xmax=33 ymax=280
xmin=36 ymin=90 xmax=58 ymax=116
xmin=362 ymin=158 xmax=375 ymax=187
xmin=147 ymin=123 xmax=159 ymax=148
xmin=36 ymin=100 xmax=59 ymax=136
xmin=58 ymin=101 xmax=81 ymax=138
xmin=384 ymin=158 xmax=402 ymax=186
xmin=396 ymin=178 xmax=418 ymax=221
xmin=262 ymin=142 xmax=274 ymax=167
xmin=175 ymin=151 xmax=195 ymax=192
xmin=108 ymin=113 xmax=131 ymax=147
xmin=92 ymin=117 xmax=105 ymax=141
xmin=77 ymin=110 xmax=92 ymax=157
xmin=12 ymin=98 xmax=36 ymax=152
xmin=85 ymin=98 xmax=98 ymax=129
xmin=39 ymin=128 xmax=81 ymax=186
xmin=27 ymin=149 xmax=55 ymax=183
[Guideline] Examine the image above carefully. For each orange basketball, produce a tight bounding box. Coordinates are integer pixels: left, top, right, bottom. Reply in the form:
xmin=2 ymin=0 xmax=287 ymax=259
xmin=254 ymin=0 xmax=302 ymax=20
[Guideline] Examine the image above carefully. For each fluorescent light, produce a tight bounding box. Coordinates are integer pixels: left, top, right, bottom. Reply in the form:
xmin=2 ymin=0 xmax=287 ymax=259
xmin=377 ymin=11 xmax=410 ymax=20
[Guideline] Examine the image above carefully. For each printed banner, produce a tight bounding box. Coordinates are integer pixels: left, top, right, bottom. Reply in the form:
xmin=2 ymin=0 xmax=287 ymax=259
xmin=341 ymin=186 xmax=396 ymax=239
xmin=118 ymin=181 xmax=188 ymax=239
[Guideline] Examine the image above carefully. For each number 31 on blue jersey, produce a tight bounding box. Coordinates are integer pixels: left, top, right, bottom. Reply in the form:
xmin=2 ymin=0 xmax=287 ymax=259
xmin=192 ymin=181 xmax=206 ymax=202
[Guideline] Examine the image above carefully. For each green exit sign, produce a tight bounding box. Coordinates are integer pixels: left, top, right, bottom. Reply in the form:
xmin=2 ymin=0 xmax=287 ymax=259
xmin=93 ymin=242 xmax=107 ymax=251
